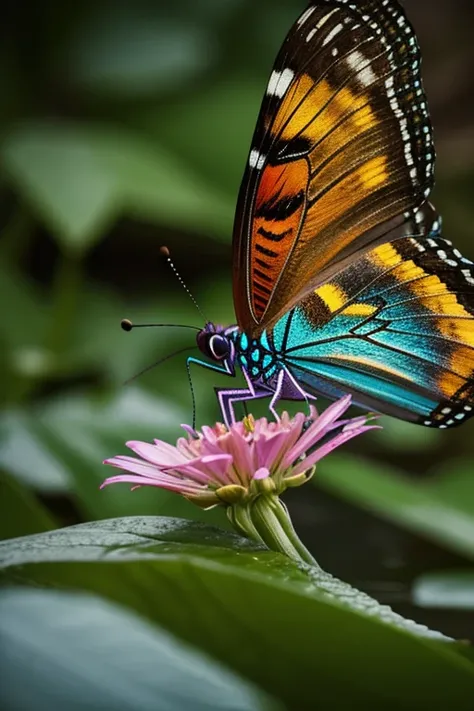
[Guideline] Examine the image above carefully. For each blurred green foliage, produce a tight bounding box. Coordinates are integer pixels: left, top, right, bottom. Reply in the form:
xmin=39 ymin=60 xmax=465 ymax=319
xmin=0 ymin=586 xmax=278 ymax=711
xmin=1 ymin=0 xmax=474 ymax=700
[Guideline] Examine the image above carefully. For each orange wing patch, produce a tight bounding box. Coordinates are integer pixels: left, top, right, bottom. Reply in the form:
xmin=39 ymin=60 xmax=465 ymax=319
xmin=271 ymin=74 xmax=332 ymax=139
xmin=249 ymin=72 xmax=393 ymax=323
xmin=249 ymin=72 xmax=405 ymax=325
xmin=250 ymin=159 xmax=308 ymax=319
xmin=270 ymin=74 xmax=379 ymax=163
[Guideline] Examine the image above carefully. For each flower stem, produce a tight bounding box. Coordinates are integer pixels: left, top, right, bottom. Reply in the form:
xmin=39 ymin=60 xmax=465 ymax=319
xmin=227 ymin=503 xmax=265 ymax=546
xmin=251 ymin=495 xmax=321 ymax=568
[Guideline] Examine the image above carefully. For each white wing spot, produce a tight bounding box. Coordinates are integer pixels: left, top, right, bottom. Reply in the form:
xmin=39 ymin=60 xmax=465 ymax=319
xmin=322 ymin=22 xmax=343 ymax=46
xmin=462 ymin=269 xmax=474 ymax=286
xmin=249 ymin=149 xmax=266 ymax=170
xmin=313 ymin=8 xmax=339 ymax=32
xmin=267 ymin=68 xmax=294 ymax=98
xmin=346 ymin=50 xmax=376 ymax=87
xmin=410 ymin=238 xmax=425 ymax=253
xmin=297 ymin=6 xmax=316 ymax=27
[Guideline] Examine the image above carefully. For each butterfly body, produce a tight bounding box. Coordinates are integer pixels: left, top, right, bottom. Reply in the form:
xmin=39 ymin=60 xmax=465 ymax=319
xmin=191 ymin=0 xmax=474 ymax=430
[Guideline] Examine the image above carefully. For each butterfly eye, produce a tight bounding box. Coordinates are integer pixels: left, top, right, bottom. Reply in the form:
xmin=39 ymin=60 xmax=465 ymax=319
xmin=209 ymin=334 xmax=230 ymax=360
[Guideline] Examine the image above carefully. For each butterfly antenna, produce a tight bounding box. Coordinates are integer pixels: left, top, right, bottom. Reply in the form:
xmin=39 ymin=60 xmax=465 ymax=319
xmin=160 ymin=245 xmax=208 ymax=322
xmin=121 ymin=320 xmax=200 ymax=332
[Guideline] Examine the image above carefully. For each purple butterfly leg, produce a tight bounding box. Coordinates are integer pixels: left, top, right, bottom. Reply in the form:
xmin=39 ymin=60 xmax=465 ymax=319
xmin=217 ymin=366 xmax=315 ymax=427
xmin=216 ymin=368 xmax=273 ymax=428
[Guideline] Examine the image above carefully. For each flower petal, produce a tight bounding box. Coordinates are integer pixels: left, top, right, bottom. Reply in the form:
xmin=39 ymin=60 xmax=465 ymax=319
xmin=127 ymin=440 xmax=188 ymax=467
xmin=283 ymin=395 xmax=352 ymax=465
xmin=216 ymin=427 xmax=255 ymax=485
xmin=292 ymin=425 xmax=379 ymax=475
xmin=176 ymin=436 xmax=201 ymax=458
xmin=253 ymin=467 xmax=270 ymax=480
xmin=167 ymin=454 xmax=233 ymax=484
xmin=198 ymin=454 xmax=234 ymax=481
xmin=104 ymin=456 xmax=165 ymax=479
xmin=181 ymin=424 xmax=198 ymax=438
xmin=105 ymin=454 xmax=217 ymax=487
xmin=100 ymin=473 xmax=203 ymax=495
xmin=342 ymin=415 xmax=380 ymax=432
xmin=254 ymin=427 xmax=299 ymax=471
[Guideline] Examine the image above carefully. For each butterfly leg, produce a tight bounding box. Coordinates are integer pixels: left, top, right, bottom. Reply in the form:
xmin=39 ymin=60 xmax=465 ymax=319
xmin=269 ymin=367 xmax=316 ymax=419
xmin=186 ymin=356 xmax=269 ymax=427
xmin=216 ymin=385 xmax=272 ymax=428
xmin=186 ymin=356 xmax=236 ymax=428
xmin=216 ymin=368 xmax=273 ymax=427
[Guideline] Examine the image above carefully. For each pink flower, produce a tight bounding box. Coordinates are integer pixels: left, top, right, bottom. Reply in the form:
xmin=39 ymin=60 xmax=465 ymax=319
xmin=102 ymin=395 xmax=379 ymax=509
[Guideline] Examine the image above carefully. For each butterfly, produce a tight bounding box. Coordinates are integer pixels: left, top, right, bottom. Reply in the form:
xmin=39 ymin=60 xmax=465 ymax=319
xmin=190 ymin=0 xmax=474 ymax=430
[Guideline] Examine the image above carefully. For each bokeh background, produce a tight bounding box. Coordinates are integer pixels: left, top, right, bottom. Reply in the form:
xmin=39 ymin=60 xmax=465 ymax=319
xmin=1 ymin=0 xmax=473 ymax=638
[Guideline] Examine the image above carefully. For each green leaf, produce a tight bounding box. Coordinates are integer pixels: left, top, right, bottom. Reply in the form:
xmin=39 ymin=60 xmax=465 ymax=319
xmin=428 ymin=459 xmax=474 ymax=518
xmin=1 ymin=517 xmax=474 ymax=710
xmin=2 ymin=123 xmax=233 ymax=251
xmin=0 ymin=411 xmax=70 ymax=493
xmin=2 ymin=124 xmax=118 ymax=252
xmin=0 ymin=587 xmax=276 ymax=711
xmin=315 ymin=455 xmax=474 ymax=560
xmin=0 ymin=471 xmax=55 ymax=540
xmin=413 ymin=570 xmax=474 ymax=610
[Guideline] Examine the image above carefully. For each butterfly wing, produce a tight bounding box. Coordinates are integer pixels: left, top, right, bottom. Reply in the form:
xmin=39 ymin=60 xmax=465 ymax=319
xmin=233 ymin=0 xmax=435 ymax=336
xmin=271 ymin=221 xmax=474 ymax=428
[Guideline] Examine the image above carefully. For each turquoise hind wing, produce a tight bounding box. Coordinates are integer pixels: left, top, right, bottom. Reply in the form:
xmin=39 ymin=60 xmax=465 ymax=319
xmin=271 ymin=233 xmax=474 ymax=428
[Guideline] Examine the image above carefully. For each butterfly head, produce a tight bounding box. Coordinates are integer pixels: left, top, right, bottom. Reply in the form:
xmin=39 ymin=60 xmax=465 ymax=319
xmin=196 ymin=323 xmax=236 ymax=365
